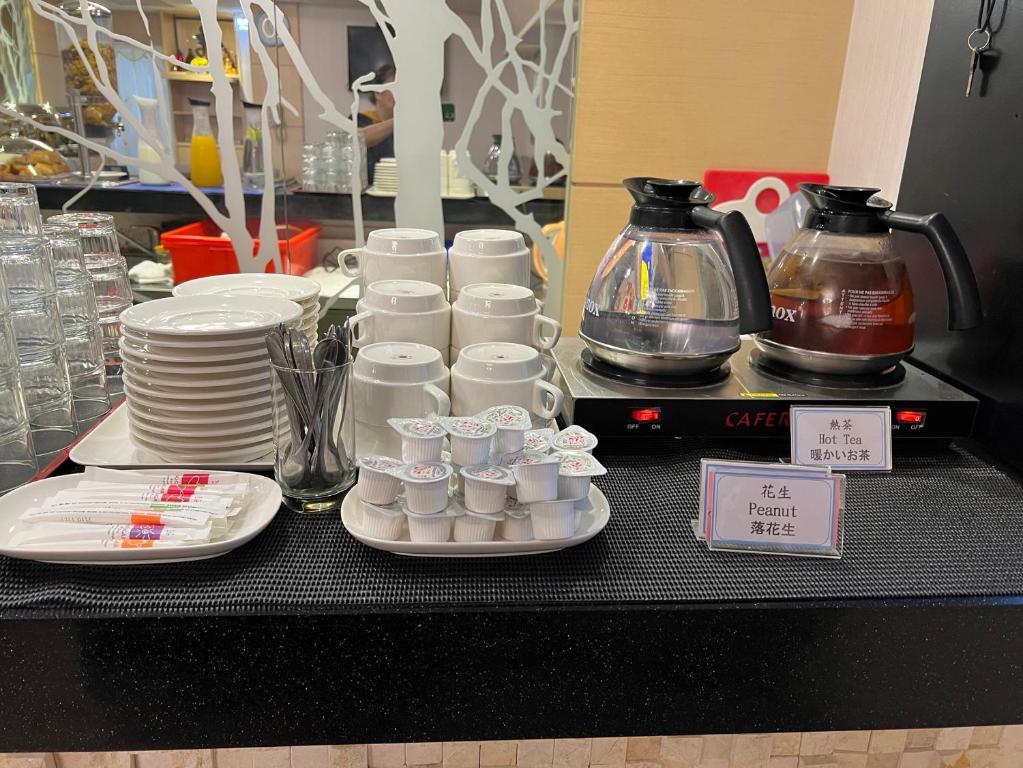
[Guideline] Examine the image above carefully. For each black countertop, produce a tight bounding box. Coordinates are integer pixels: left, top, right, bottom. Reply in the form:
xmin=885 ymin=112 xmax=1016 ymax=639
xmin=2 ymin=441 xmax=1023 ymax=751
xmin=33 ymin=183 xmax=565 ymax=226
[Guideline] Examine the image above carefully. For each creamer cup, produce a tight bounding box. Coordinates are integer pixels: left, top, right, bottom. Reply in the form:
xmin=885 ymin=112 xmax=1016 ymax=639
xmin=552 ymin=425 xmax=598 ymax=454
xmin=499 ymin=499 xmax=533 ymax=541
xmin=356 ymin=455 xmax=405 ymax=504
xmin=452 ymin=500 xmax=503 ymax=542
xmin=524 ymin=428 xmax=555 ymax=453
xmin=388 ymin=418 xmax=447 ymax=463
xmin=404 ymin=504 xmax=459 ymax=542
xmin=550 ymin=450 xmax=607 ymax=499
xmin=507 ymin=450 xmax=562 ymax=503
xmin=359 ymin=499 xmax=404 ymax=541
xmin=440 ymin=416 xmax=496 ymax=466
xmin=460 ymin=464 xmax=515 ymax=514
xmin=479 ymin=404 xmax=531 ymax=454
xmin=529 ymin=498 xmax=577 ymax=540
xmin=396 ymin=461 xmax=453 ymax=514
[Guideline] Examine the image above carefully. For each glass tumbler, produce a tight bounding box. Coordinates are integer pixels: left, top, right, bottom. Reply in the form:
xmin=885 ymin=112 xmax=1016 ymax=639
xmin=271 ymin=361 xmax=356 ymax=513
xmin=43 ymin=224 xmax=109 ymax=428
xmin=0 ymin=234 xmax=56 ymax=305
xmin=48 ymin=212 xmax=132 ymax=398
xmin=0 ymin=183 xmax=43 ymax=235
xmin=17 ymin=344 xmax=78 ymax=460
xmin=0 ymin=366 xmax=38 ymax=495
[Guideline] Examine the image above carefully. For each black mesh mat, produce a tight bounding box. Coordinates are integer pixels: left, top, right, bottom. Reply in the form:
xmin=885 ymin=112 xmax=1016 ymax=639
xmin=1 ymin=441 xmax=1022 ymax=616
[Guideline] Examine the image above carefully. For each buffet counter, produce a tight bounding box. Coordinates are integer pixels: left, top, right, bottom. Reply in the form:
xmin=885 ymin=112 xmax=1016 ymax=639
xmin=32 ymin=183 xmax=566 ymax=226
xmin=2 ymin=440 xmax=1023 ymax=752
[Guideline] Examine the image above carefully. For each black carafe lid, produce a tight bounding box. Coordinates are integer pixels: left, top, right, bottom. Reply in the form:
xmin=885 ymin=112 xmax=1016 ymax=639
xmin=624 ymin=177 xmax=715 ymax=229
xmin=800 ymin=183 xmax=893 ymax=234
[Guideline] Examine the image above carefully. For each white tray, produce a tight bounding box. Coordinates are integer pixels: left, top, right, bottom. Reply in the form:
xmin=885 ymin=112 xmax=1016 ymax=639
xmin=70 ymin=406 xmax=274 ymax=470
xmin=0 ymin=471 xmax=281 ymax=564
xmin=341 ymin=486 xmax=610 ymax=557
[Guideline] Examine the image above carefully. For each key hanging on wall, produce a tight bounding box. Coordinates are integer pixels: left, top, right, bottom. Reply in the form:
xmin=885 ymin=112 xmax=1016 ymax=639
xmin=965 ymin=0 xmax=1007 ymax=97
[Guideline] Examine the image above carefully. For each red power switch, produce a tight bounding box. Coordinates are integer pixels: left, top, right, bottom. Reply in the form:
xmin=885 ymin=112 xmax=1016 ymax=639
xmin=631 ymin=407 xmax=661 ymax=422
xmin=895 ymin=410 xmax=926 ymax=426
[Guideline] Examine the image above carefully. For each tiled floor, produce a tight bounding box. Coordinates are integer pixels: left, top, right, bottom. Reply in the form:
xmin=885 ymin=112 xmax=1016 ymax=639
xmin=4 ymin=727 xmax=1023 ymax=768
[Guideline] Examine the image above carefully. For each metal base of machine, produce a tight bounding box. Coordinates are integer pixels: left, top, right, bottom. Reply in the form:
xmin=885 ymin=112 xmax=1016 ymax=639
xmin=753 ymin=336 xmax=912 ymax=375
xmin=579 ymin=332 xmax=738 ymax=376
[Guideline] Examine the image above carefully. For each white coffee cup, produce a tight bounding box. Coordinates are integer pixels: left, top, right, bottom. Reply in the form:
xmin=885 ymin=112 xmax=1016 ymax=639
xmin=450 ymin=282 xmax=561 ymax=362
xmin=340 ymin=228 xmax=447 ymax=290
xmin=450 ymin=342 xmax=564 ymax=422
xmin=448 ymin=229 xmax=530 ymax=300
xmin=353 ymin=341 xmax=450 ymax=458
xmin=350 ymin=280 xmax=451 ymax=364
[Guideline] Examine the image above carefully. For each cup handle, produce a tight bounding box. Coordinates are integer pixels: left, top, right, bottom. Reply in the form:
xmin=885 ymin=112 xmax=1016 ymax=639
xmin=538 ymin=354 xmax=556 ymax=381
xmin=532 ymin=379 xmax=564 ymax=420
xmin=424 ymin=383 xmax=451 ymax=418
xmin=348 ymin=310 xmax=373 ymax=347
xmin=532 ymin=314 xmax=562 ymax=351
xmin=338 ymin=247 xmax=363 ymax=278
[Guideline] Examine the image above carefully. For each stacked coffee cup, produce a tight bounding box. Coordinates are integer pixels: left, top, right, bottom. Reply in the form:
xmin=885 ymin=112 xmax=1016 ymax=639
xmin=345 ymin=227 xmax=566 ymax=456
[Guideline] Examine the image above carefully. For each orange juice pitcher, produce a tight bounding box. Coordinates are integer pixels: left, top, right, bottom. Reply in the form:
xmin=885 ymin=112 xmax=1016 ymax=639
xmin=188 ymin=98 xmax=222 ymax=187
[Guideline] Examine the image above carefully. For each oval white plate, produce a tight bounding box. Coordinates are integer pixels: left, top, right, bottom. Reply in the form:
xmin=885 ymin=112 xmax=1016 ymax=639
xmin=0 ymin=471 xmax=281 ymax=564
xmin=173 ymin=273 xmax=320 ymax=304
xmin=119 ymin=344 xmax=271 ymax=375
xmin=341 ymin=486 xmax=610 ymax=557
xmin=129 ymin=422 xmax=272 ymax=450
xmin=123 ymin=376 xmax=271 ymax=401
xmin=125 ymin=400 xmax=273 ymax=424
xmin=127 ymin=406 xmax=273 ymax=436
xmin=119 ymin=339 xmax=270 ymax=364
xmin=121 ymin=363 xmax=271 ymax=388
xmin=120 ymin=295 xmax=302 ymax=337
xmin=122 ymin=328 xmax=270 ymax=351
xmin=69 ymin=407 xmax=274 ymax=470
xmin=123 ymin=385 xmax=273 ymax=412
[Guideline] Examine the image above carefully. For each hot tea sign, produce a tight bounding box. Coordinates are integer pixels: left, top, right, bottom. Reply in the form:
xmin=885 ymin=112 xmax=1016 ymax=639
xmin=790 ymin=406 xmax=892 ymax=471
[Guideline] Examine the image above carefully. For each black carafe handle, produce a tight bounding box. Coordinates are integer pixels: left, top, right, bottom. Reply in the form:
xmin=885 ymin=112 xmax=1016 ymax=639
xmin=880 ymin=210 xmax=983 ymax=330
xmin=691 ymin=206 xmax=773 ymax=334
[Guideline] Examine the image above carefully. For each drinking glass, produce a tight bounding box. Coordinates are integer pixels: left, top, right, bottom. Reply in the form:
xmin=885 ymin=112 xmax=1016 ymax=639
xmin=9 ymin=299 xmax=65 ymax=352
xmin=48 ymin=212 xmax=131 ymax=397
xmin=0 ymin=367 xmax=37 ymax=494
xmin=43 ymin=224 xmax=109 ymax=427
xmin=271 ymin=361 xmax=355 ymax=513
xmin=18 ymin=345 xmax=78 ymax=459
xmin=0 ymin=183 xmax=43 ymax=235
xmin=0 ymin=234 xmax=56 ymax=305
xmin=63 ymin=331 xmax=110 ymax=429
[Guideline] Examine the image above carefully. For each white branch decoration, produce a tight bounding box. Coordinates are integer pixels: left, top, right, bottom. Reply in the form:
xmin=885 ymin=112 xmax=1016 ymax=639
xmin=0 ymin=0 xmax=33 ymax=103
xmin=5 ymin=0 xmax=577 ymax=313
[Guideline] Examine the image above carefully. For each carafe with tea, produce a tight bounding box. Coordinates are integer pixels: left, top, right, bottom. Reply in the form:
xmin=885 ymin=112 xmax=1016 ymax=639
xmin=755 ymin=184 xmax=982 ymax=374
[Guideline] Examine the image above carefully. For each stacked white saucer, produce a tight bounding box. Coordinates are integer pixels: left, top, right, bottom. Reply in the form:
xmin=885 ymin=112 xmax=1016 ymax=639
xmin=373 ymin=158 xmax=398 ymax=194
xmin=173 ymin=273 xmax=321 ymax=345
xmin=118 ymin=295 xmax=302 ymax=463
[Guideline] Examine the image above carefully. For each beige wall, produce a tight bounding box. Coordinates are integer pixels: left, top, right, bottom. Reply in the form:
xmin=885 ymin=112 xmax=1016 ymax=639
xmin=559 ymin=0 xmax=855 ymax=334
xmin=827 ymin=0 xmax=934 ymax=204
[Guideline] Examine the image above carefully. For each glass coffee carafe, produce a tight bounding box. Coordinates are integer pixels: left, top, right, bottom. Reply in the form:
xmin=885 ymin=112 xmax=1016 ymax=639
xmin=755 ymin=184 xmax=982 ymax=374
xmin=579 ymin=178 xmax=772 ymax=375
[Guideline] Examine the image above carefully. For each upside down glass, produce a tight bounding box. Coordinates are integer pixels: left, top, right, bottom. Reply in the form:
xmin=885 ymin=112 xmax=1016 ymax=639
xmin=271 ymin=361 xmax=356 ymax=513
xmin=48 ymin=212 xmax=132 ymax=398
xmin=0 ymin=183 xmax=43 ymax=235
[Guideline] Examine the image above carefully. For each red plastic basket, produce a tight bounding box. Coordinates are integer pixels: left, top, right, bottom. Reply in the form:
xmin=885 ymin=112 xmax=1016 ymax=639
xmin=161 ymin=219 xmax=322 ymax=283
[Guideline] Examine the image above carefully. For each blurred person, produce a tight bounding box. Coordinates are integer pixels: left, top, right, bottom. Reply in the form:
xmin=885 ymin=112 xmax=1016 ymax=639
xmin=358 ymin=64 xmax=395 ymax=183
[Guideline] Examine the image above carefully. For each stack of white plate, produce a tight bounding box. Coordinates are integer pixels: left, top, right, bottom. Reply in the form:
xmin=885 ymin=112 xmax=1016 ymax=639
xmin=118 ymin=295 xmax=303 ymax=463
xmin=173 ymin=273 xmax=321 ymax=345
xmin=374 ymin=158 xmax=398 ymax=194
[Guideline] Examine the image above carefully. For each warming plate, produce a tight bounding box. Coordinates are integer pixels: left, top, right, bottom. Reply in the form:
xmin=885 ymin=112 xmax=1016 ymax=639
xmin=554 ymin=337 xmax=978 ymax=442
